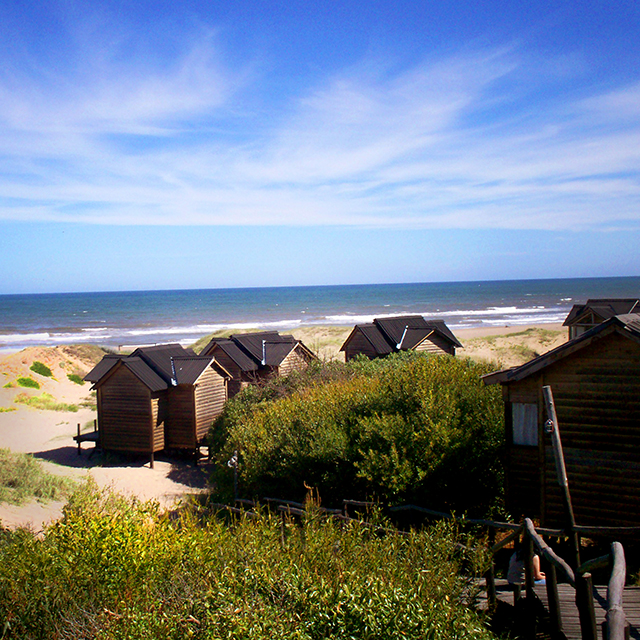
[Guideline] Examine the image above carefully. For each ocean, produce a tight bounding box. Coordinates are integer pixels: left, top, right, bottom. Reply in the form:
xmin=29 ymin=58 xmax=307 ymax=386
xmin=1 ymin=276 xmax=639 ymax=352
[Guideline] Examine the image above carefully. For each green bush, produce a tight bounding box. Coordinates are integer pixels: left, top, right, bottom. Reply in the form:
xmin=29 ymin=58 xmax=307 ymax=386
xmin=211 ymin=353 xmax=504 ymax=516
xmin=67 ymin=373 xmax=84 ymax=385
xmin=0 ymin=484 xmax=496 ymax=639
xmin=16 ymin=377 xmax=40 ymax=389
xmin=30 ymin=361 xmax=53 ymax=377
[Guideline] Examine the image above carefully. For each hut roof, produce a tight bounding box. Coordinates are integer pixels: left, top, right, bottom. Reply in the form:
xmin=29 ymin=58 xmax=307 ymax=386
xmin=563 ymin=298 xmax=640 ymax=326
xmin=120 ymin=357 xmax=169 ymax=392
xmin=201 ymin=338 xmax=259 ymax=372
xmin=340 ymin=315 xmax=461 ymax=355
xmin=200 ymin=331 xmax=315 ymax=371
xmin=171 ymin=355 xmax=231 ymax=385
xmin=84 ymin=354 xmax=122 ymax=382
xmin=130 ymin=344 xmax=196 ymax=383
xmin=86 ymin=344 xmax=202 ymax=389
xmin=484 ymin=314 xmax=640 ymax=386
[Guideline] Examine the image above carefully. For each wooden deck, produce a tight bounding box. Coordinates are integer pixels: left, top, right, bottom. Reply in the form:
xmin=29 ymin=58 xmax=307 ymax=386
xmin=483 ymin=579 xmax=640 ymax=639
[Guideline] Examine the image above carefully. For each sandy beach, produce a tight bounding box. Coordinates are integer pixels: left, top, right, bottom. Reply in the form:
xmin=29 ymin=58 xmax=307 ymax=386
xmin=0 ymin=322 xmax=566 ymax=531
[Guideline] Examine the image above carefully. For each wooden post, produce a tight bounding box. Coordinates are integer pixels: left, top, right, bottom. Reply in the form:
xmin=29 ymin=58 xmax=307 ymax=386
xmin=150 ymin=451 xmax=154 ymax=469
xmin=575 ymin=572 xmax=598 ymax=640
xmin=484 ymin=564 xmax=496 ymax=609
xmin=545 ymin=564 xmax=563 ymax=637
xmin=605 ymin=542 xmax=629 ymax=640
xmin=542 ymin=385 xmax=581 ymax=570
xmin=524 ymin=533 xmax=535 ymax=601
xmin=77 ymin=423 xmax=81 ymax=455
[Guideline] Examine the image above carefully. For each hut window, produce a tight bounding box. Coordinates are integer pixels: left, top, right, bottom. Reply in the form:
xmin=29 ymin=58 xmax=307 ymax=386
xmin=512 ymin=403 xmax=538 ymax=446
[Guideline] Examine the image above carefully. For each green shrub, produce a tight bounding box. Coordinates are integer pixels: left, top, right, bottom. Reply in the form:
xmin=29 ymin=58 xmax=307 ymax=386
xmin=211 ymin=353 xmax=504 ymax=516
xmin=0 ymin=484 xmax=496 ymax=639
xmin=14 ymin=392 xmax=78 ymax=412
xmin=16 ymin=377 xmax=40 ymax=389
xmin=0 ymin=448 xmax=75 ymax=505
xmin=30 ymin=361 xmax=53 ymax=377
xmin=67 ymin=373 xmax=84 ymax=385
xmin=0 ymin=407 xmax=16 ymax=413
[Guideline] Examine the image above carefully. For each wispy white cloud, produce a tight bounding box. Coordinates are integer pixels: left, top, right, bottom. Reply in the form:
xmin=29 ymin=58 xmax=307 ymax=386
xmin=0 ymin=32 xmax=639 ymax=232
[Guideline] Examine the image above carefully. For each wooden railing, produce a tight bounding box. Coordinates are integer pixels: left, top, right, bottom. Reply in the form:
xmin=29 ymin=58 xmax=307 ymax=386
xmin=205 ymin=498 xmax=632 ymax=640
xmin=380 ymin=504 xmax=633 ymax=640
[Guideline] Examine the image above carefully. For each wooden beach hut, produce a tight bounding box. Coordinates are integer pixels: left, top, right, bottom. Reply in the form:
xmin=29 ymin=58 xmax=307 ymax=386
xmin=85 ymin=344 xmax=230 ymax=464
xmin=483 ymin=314 xmax=640 ymax=527
xmin=340 ymin=315 xmax=461 ymax=362
xmin=165 ymin=355 xmax=230 ymax=451
xmin=200 ymin=331 xmax=317 ymax=397
xmin=562 ymin=298 xmax=640 ymax=339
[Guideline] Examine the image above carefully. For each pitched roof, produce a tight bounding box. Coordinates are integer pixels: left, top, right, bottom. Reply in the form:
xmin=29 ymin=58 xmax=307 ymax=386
xmin=563 ymin=298 xmax=640 ymax=326
xmin=230 ymin=331 xmax=294 ymax=362
xmin=201 ymin=331 xmax=313 ymax=370
xmin=340 ymin=315 xmax=461 ymax=356
xmin=130 ymin=343 xmax=196 ymax=382
xmin=375 ymin=315 xmax=462 ymax=349
xmin=121 ymin=357 xmax=168 ymax=392
xmin=84 ymin=354 xmax=122 ymax=382
xmin=86 ymin=344 xmax=202 ymax=389
xmin=484 ymin=314 xmax=640 ymax=386
xmin=201 ymin=338 xmax=259 ymax=372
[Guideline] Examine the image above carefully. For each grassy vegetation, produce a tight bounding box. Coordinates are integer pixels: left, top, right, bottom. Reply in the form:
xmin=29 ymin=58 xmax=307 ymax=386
xmin=0 ymin=483 xmax=496 ymax=639
xmin=0 ymin=448 xmax=75 ymax=505
xmin=30 ymin=360 xmax=53 ymax=377
xmin=210 ymin=353 xmax=504 ymax=517
xmin=67 ymin=373 xmax=85 ymax=385
xmin=14 ymin=392 xmax=78 ymax=412
xmin=0 ymin=407 xmax=16 ymax=413
xmin=16 ymin=377 xmax=40 ymax=389
xmin=79 ymin=391 xmax=97 ymax=410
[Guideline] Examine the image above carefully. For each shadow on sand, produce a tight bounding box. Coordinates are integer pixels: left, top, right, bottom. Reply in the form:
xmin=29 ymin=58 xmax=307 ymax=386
xmin=32 ymin=446 xmax=215 ymax=491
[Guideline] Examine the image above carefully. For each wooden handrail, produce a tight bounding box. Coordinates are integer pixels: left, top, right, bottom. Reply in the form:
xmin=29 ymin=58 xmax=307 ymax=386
xmin=605 ymin=542 xmax=627 ymax=640
xmin=524 ymin=518 xmax=576 ymax=586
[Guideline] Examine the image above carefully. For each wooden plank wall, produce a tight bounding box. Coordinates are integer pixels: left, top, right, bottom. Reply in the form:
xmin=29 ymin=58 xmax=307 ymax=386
xmin=279 ymin=348 xmax=311 ymax=376
xmin=165 ymin=386 xmax=195 ymax=449
xmin=99 ymin=367 xmax=157 ymax=454
xmin=344 ymin=330 xmax=377 ymax=361
xmin=506 ymin=331 xmax=640 ymax=527
xmin=194 ymin=367 xmax=227 ymax=443
xmin=415 ymin=334 xmax=452 ymax=355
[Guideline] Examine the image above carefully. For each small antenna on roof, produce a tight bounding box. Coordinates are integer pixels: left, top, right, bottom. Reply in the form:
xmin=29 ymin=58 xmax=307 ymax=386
xmin=396 ymin=325 xmax=409 ymax=350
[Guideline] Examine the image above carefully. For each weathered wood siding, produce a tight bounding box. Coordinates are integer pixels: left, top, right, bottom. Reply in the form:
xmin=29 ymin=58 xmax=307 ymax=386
xmin=151 ymin=395 xmax=166 ymax=452
xmin=165 ymin=386 xmax=195 ymax=449
xmin=504 ymin=331 xmax=640 ymax=527
xmin=344 ymin=329 xmax=378 ymax=361
xmin=98 ymin=366 xmax=164 ymax=454
xmin=279 ymin=347 xmax=311 ymax=376
xmin=414 ymin=333 xmax=455 ymax=355
xmin=195 ymin=369 xmax=227 ymax=441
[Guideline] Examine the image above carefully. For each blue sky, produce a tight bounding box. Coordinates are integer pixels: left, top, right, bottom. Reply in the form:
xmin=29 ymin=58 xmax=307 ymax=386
xmin=1 ymin=1 xmax=640 ymax=293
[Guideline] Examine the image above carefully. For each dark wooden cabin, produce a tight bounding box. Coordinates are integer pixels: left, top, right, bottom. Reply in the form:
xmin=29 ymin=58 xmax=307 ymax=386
xmin=165 ymin=355 xmax=230 ymax=451
xmin=340 ymin=315 xmax=461 ymax=362
xmin=85 ymin=344 xmax=230 ymax=462
xmin=200 ymin=331 xmax=317 ymax=397
xmin=563 ymin=298 xmax=639 ymax=339
xmin=484 ymin=314 xmax=640 ymax=528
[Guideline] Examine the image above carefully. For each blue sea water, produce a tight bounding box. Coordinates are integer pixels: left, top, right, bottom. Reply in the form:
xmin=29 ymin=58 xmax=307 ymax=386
xmin=1 ymin=276 xmax=639 ymax=352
